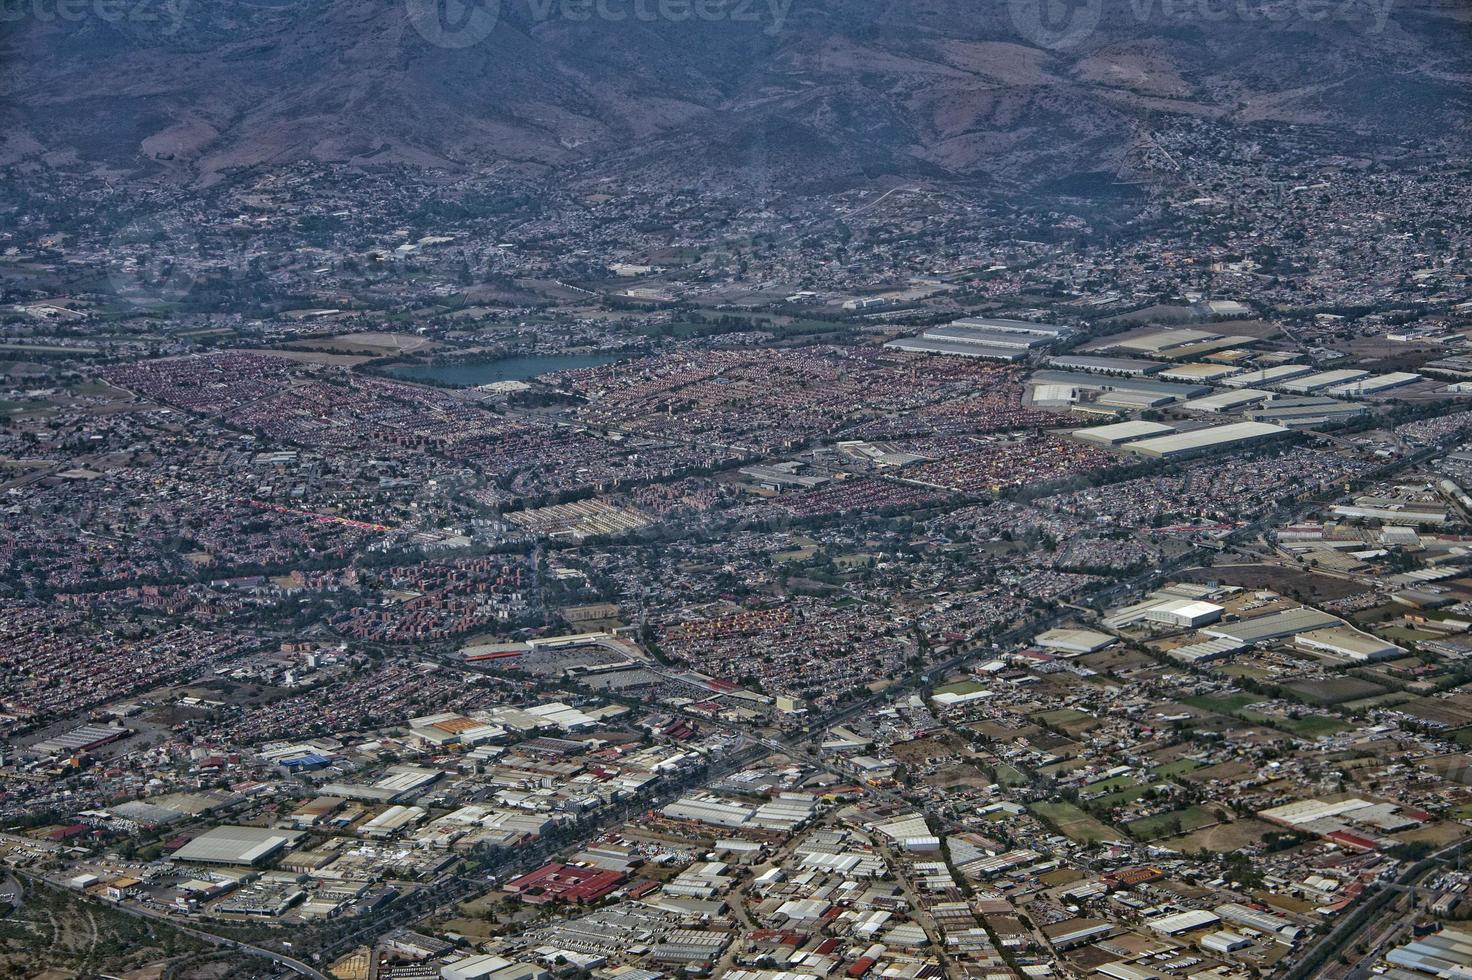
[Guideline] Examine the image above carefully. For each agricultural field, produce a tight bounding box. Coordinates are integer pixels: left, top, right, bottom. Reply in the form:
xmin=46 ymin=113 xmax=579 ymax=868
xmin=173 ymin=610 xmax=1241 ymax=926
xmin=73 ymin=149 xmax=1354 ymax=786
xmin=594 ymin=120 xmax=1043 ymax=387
xmin=1182 ymin=693 xmax=1260 ymax=716
xmin=1280 ymin=676 xmax=1389 ymax=706
xmin=1030 ymin=708 xmax=1098 ymax=734
xmin=1164 ymin=817 xmax=1282 ymax=854
xmin=1088 ymin=783 xmax=1155 ymax=809
xmin=1178 ymin=563 xmax=1365 ymax=603
xmin=1153 ymin=758 xmax=1207 ymax=778
xmin=1183 ymin=693 xmax=1350 ymax=738
xmin=990 ymin=763 xmax=1032 ymax=787
xmin=1030 ymin=801 xmax=1123 ymax=844
xmin=1081 ymin=774 xmax=1139 ymax=795
xmin=1126 ymin=805 xmax=1220 ymax=842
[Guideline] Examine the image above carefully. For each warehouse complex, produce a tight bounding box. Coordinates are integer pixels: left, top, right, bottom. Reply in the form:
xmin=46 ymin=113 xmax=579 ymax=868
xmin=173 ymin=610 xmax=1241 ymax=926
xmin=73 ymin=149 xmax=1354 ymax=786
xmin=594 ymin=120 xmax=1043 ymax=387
xmin=1120 ymin=421 xmax=1291 ymax=459
xmin=887 ymin=317 xmax=1073 ymax=362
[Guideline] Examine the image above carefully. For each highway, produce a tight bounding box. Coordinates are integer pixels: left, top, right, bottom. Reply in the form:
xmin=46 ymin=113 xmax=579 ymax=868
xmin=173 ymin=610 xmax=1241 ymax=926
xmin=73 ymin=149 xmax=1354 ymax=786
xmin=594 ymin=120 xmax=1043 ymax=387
xmin=10 ymin=869 xmax=329 ymax=980
xmin=1284 ymin=837 xmax=1472 ymax=979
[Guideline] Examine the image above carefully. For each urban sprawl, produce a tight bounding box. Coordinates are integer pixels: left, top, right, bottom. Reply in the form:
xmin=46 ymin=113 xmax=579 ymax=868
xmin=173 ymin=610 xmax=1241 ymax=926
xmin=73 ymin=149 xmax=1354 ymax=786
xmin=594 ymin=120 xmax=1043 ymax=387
xmin=6 ymin=120 xmax=1472 ymax=980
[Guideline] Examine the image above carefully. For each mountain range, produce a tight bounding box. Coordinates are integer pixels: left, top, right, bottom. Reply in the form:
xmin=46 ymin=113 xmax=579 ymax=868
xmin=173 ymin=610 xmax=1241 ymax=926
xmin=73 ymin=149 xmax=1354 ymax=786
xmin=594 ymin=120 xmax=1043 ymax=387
xmin=3 ymin=0 xmax=1470 ymax=190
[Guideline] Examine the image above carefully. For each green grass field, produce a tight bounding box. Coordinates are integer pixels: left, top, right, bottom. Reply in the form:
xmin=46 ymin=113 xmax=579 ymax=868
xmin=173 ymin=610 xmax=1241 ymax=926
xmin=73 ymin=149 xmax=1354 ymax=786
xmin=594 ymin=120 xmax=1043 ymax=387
xmin=1342 ymin=692 xmax=1417 ymax=712
xmin=1126 ymin=805 xmax=1218 ymax=841
xmin=1154 ymin=759 xmax=1206 ymax=778
xmin=1183 ymin=693 xmax=1260 ymax=715
xmin=1184 ymin=694 xmax=1349 ymax=738
xmin=1091 ymin=785 xmax=1155 ymax=808
xmin=1272 ymin=714 xmax=1351 ymax=738
xmin=1030 ymin=801 xmax=1124 ymax=844
xmin=1082 ymin=774 xmax=1138 ymax=794
xmin=990 ymin=763 xmax=1032 ymax=787
xmin=935 ymin=680 xmax=989 ymax=697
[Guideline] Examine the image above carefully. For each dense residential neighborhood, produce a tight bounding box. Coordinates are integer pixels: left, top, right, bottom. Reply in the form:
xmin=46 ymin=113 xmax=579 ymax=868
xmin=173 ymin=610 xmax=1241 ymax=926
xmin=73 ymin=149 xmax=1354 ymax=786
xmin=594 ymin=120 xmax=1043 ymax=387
xmin=5 ymin=13 xmax=1472 ymax=977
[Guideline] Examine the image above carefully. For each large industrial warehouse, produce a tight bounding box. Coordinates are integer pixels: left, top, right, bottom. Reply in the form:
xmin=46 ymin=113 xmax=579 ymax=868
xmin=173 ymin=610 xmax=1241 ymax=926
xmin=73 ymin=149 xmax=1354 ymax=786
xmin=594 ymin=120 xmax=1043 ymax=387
xmin=886 ymin=317 xmax=1073 ymax=362
xmin=1121 ymin=421 xmax=1291 ymax=459
xmin=170 ymin=826 xmax=304 ymax=866
xmin=1221 ymin=364 xmax=1314 ymax=388
xmin=1073 ymin=420 xmax=1176 ymax=447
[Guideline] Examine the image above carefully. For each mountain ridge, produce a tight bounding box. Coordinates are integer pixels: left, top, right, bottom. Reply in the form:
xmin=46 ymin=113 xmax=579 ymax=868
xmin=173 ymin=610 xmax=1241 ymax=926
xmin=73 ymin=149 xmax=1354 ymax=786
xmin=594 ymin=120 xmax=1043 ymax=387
xmin=3 ymin=0 xmax=1469 ymax=190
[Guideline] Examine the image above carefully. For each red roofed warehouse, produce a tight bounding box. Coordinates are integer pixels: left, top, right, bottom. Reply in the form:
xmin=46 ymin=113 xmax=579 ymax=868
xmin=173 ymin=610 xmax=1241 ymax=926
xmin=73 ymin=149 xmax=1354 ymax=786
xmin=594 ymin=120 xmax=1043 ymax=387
xmin=505 ymin=862 xmax=626 ymax=905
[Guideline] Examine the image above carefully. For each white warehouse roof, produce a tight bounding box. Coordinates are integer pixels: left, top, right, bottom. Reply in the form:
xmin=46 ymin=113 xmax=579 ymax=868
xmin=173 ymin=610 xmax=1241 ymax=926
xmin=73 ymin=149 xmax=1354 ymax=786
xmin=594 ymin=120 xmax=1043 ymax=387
xmin=1073 ymin=420 xmax=1176 ymax=446
xmin=1147 ymin=909 xmax=1220 ymax=935
xmin=171 ymin=825 xmax=303 ymax=865
xmin=1122 ymin=421 xmax=1290 ymax=459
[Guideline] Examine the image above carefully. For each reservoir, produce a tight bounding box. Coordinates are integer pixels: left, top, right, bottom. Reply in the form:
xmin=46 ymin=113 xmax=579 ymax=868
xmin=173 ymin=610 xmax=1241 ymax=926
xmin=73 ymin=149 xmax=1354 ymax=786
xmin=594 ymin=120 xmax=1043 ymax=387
xmin=384 ymin=352 xmax=625 ymax=386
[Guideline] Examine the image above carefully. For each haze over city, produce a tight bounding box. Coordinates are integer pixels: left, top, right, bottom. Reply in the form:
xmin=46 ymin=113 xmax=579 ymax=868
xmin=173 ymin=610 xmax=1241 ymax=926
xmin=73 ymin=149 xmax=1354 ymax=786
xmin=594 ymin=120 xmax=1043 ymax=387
xmin=1 ymin=1 xmax=1472 ymax=979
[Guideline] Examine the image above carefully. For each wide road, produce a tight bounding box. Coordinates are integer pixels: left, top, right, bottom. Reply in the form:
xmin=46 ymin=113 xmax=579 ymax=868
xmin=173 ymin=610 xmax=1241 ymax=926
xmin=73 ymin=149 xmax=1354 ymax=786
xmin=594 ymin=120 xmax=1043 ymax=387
xmin=1284 ymin=837 xmax=1472 ymax=978
xmin=11 ymin=870 xmax=329 ymax=980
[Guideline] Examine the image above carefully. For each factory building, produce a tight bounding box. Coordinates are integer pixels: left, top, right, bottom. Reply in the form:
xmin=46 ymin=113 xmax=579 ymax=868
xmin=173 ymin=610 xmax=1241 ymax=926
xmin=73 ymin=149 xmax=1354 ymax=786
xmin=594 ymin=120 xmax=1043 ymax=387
xmin=1182 ymin=388 xmax=1273 ymax=414
xmin=1158 ymin=363 xmax=1243 ymax=384
xmin=1097 ymin=390 xmax=1175 ymax=410
xmin=442 ymin=955 xmax=549 ymax=980
xmin=951 ymin=316 xmax=1073 ymax=339
xmin=505 ymin=862 xmax=627 ymax=905
xmin=1145 ymin=599 xmax=1225 ymax=629
xmin=885 ymin=336 xmax=1025 ymax=362
xmin=1331 ymin=504 xmax=1447 ymax=525
xmin=1028 ymin=370 xmax=1211 ymax=404
xmin=1200 ymin=930 xmax=1253 ymax=954
xmin=171 ymin=826 xmax=304 ymax=866
xmin=30 ymin=723 xmax=130 ymax=757
xmin=1106 ymin=328 xmax=1223 ymax=354
xmin=1276 ymin=369 xmax=1370 ymax=393
xmin=1034 ymin=627 xmax=1117 ymax=654
xmin=1213 ymin=903 xmax=1305 ymax=943
xmin=1221 ymin=364 xmax=1314 ymax=388
xmin=1104 ymin=584 xmax=1237 ymax=631
xmin=661 ymin=792 xmax=816 ymax=832
xmin=1385 ymin=926 xmax=1472 ymax=975
xmin=886 ymin=317 xmax=1072 ymax=363
xmin=1047 ymin=355 xmax=1167 ymax=376
xmin=1294 ymin=626 xmax=1404 ymax=662
xmin=1246 ymin=399 xmax=1368 ymax=427
xmin=1072 ymin=420 xmax=1176 ymax=447
xmin=924 ymin=324 xmax=1052 ymax=350
xmin=1326 ymin=371 xmax=1421 ymax=397
xmin=360 ymin=805 xmax=427 ymax=839
xmin=1146 ymin=909 xmax=1220 ymax=935
xmin=1166 ymin=636 xmax=1247 ymax=665
xmin=1201 ymin=607 xmax=1341 ymax=644
xmin=1121 ymin=421 xmax=1291 ymax=460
